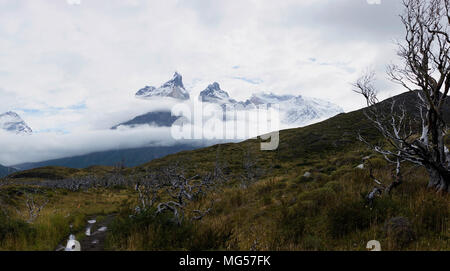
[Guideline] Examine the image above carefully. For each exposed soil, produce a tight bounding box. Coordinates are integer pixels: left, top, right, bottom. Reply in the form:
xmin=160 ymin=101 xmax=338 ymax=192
xmin=56 ymin=214 xmax=115 ymax=251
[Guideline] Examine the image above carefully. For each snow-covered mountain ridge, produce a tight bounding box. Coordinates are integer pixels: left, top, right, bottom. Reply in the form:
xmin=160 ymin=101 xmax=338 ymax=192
xmin=198 ymin=82 xmax=344 ymax=127
xmin=120 ymin=73 xmax=343 ymax=128
xmin=0 ymin=111 xmax=33 ymax=135
xmin=135 ymin=72 xmax=190 ymax=100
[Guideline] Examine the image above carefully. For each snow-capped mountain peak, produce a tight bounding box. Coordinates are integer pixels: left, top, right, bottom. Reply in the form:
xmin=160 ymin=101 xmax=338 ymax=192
xmin=128 ymin=74 xmax=344 ymax=129
xmin=163 ymin=72 xmax=184 ymax=89
xmin=199 ymin=82 xmax=236 ymax=104
xmin=197 ymin=89 xmax=343 ymax=127
xmin=248 ymin=92 xmax=344 ymax=126
xmin=135 ymin=86 xmax=156 ymax=97
xmin=249 ymin=92 xmax=294 ymax=105
xmin=0 ymin=111 xmax=33 ymax=135
xmin=135 ymin=72 xmax=190 ymax=100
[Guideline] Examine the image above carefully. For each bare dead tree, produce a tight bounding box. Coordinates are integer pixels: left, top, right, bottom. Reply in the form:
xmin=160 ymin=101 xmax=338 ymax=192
xmin=24 ymin=192 xmax=49 ymax=223
xmin=365 ymin=156 xmax=421 ymax=204
xmin=134 ymin=171 xmax=161 ymax=212
xmin=20 ymin=173 xmax=134 ymax=192
xmin=364 ymin=155 xmax=405 ymax=203
xmin=240 ymin=146 xmax=263 ymax=188
xmin=191 ymin=203 xmax=214 ymax=221
xmin=357 ymin=96 xmax=413 ymax=196
xmin=132 ymin=151 xmax=229 ymax=224
xmin=213 ymin=145 xmax=230 ymax=184
xmin=354 ymin=0 xmax=450 ymax=193
xmin=156 ymin=165 xmax=212 ymax=225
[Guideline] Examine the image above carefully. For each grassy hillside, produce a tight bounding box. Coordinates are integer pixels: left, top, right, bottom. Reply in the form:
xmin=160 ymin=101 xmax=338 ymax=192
xmin=0 ymin=91 xmax=448 ymax=251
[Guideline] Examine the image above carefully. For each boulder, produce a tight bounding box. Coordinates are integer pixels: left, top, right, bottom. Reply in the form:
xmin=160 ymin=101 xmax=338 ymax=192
xmin=383 ymin=217 xmax=415 ymax=248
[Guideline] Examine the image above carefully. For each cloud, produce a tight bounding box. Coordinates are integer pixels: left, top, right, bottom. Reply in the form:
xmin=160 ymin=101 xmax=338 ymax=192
xmin=367 ymin=0 xmax=382 ymax=5
xmin=0 ymin=101 xmax=281 ymax=166
xmin=0 ymin=96 xmax=296 ymax=166
xmin=0 ymin=125 xmax=187 ymax=166
xmin=232 ymin=77 xmax=263 ymax=85
xmin=66 ymin=0 xmax=81 ymax=6
xmin=0 ymin=0 xmax=409 ymax=164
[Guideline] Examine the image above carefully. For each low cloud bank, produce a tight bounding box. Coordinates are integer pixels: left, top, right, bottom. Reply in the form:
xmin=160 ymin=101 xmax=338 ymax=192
xmin=0 ymin=100 xmax=298 ymax=166
xmin=0 ymin=126 xmax=180 ymax=166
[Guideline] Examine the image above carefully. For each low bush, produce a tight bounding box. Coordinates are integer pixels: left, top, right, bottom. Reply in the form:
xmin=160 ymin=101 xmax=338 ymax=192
xmin=416 ymin=196 xmax=448 ymax=234
xmin=106 ymin=208 xmax=231 ymax=251
xmin=0 ymin=213 xmax=35 ymax=247
xmin=275 ymin=207 xmax=307 ymax=244
xmin=327 ymin=197 xmax=399 ymax=239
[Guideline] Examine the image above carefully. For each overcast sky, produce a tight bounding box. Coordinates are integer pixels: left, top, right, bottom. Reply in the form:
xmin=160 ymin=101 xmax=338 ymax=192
xmin=0 ymin=0 xmax=409 ymax=165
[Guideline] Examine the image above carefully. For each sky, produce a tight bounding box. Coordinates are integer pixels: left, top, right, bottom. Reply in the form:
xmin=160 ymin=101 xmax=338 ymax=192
xmin=0 ymin=0 xmax=408 ymax=165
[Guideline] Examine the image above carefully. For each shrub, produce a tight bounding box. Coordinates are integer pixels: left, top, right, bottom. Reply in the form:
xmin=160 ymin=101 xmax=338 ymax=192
xmin=229 ymin=191 xmax=244 ymax=208
xmin=330 ymin=166 xmax=352 ymax=179
xmin=298 ymin=187 xmax=335 ymax=207
xmin=189 ymin=224 xmax=232 ymax=251
xmin=0 ymin=213 xmax=34 ymax=243
xmin=327 ymin=200 xmax=371 ymax=238
xmin=333 ymin=154 xmax=360 ymax=167
xmin=296 ymin=176 xmax=312 ymax=183
xmin=106 ymin=208 xmax=231 ymax=251
xmin=324 ymin=181 xmax=342 ymax=192
xmin=262 ymin=195 xmax=272 ymax=206
xmin=276 ymin=207 xmax=307 ymax=244
xmin=313 ymin=173 xmax=331 ymax=182
xmin=297 ymin=200 xmax=319 ymax=215
xmin=383 ymin=217 xmax=415 ymax=249
xmin=321 ymin=165 xmax=337 ymax=175
xmin=327 ymin=198 xmax=398 ymax=239
xmin=416 ymin=197 xmax=448 ymax=233
xmin=0 ymin=213 xmax=36 ymax=249
xmin=302 ymin=234 xmax=325 ymax=251
xmin=257 ymin=182 xmax=274 ymax=195
xmin=367 ymin=157 xmax=387 ymax=168
xmin=107 ymin=209 xmax=194 ymax=250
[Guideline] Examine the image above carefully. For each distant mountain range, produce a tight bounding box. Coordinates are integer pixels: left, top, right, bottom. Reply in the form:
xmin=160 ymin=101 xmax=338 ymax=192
xmin=12 ymin=144 xmax=201 ymax=171
xmin=112 ymin=111 xmax=178 ymax=129
xmin=4 ymin=72 xmax=344 ymax=172
xmin=198 ymin=82 xmax=344 ymax=126
xmin=0 ymin=111 xmax=32 ymax=135
xmin=113 ymin=73 xmax=344 ymax=130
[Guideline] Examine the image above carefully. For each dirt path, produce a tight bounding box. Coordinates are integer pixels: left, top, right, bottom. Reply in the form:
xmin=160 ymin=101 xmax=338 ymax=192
xmin=79 ymin=214 xmax=115 ymax=251
xmin=56 ymin=214 xmax=115 ymax=251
